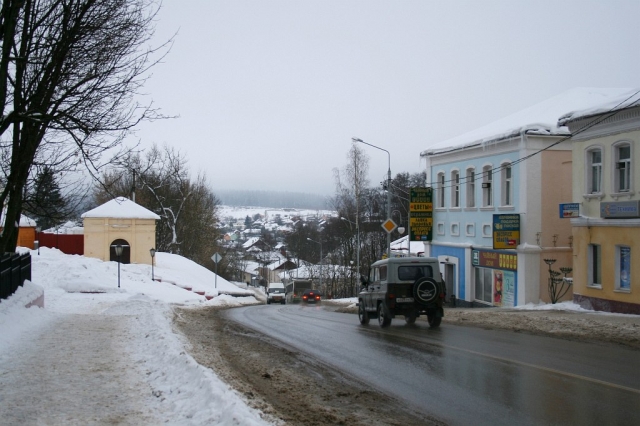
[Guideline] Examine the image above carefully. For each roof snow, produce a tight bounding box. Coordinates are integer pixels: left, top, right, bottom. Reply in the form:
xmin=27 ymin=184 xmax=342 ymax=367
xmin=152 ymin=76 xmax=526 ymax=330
xmin=422 ymin=87 xmax=633 ymax=156
xmin=81 ymin=197 xmax=160 ymax=220
xmin=558 ymin=88 xmax=640 ymax=125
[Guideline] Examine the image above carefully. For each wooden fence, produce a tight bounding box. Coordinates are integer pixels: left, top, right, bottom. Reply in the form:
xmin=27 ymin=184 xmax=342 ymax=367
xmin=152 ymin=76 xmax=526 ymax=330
xmin=0 ymin=252 xmax=31 ymax=301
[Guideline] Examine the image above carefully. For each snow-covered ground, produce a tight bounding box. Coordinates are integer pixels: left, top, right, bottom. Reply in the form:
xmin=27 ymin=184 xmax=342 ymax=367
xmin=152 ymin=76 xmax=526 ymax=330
xmin=2 ymin=247 xmax=637 ymax=424
xmin=0 ymin=247 xmax=272 ymax=425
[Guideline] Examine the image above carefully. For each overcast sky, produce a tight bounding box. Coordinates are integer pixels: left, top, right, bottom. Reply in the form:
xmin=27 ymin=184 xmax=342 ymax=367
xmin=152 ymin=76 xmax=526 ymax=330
xmin=131 ymin=0 xmax=640 ymax=196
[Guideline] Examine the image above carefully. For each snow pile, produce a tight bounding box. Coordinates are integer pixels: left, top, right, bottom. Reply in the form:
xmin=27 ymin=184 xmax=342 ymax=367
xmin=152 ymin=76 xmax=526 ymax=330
xmin=0 ymin=247 xmax=271 ymax=425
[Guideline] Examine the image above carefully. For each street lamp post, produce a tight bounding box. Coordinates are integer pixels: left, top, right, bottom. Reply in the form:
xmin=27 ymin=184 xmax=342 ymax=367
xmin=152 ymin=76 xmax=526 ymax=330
xmin=35 ymin=226 xmax=41 ymax=255
xmin=150 ymin=248 xmax=156 ymax=281
xmin=115 ymin=244 xmax=123 ymax=288
xmin=307 ymin=237 xmax=323 ymax=293
xmin=352 ymin=137 xmax=391 ymax=257
xmin=341 ymin=216 xmax=360 ymax=284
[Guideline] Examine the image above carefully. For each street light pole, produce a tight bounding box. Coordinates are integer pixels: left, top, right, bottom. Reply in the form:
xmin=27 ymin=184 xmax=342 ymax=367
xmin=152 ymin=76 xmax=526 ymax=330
xmin=150 ymin=248 xmax=156 ymax=281
xmin=307 ymin=237 xmax=323 ymax=293
xmin=115 ymin=244 xmax=123 ymax=288
xmin=352 ymin=137 xmax=391 ymax=257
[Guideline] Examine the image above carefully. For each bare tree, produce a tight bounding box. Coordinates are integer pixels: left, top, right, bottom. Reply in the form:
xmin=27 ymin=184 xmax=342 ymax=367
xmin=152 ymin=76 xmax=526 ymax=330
xmin=94 ymin=144 xmax=221 ymax=266
xmin=0 ymin=0 xmax=168 ymax=252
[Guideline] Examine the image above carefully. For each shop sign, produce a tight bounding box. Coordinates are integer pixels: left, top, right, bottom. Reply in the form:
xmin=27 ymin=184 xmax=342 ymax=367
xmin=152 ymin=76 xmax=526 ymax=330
xmin=559 ymin=203 xmax=579 ymax=218
xmin=472 ymin=250 xmax=518 ymax=271
xmin=409 ymin=187 xmax=433 ymax=241
xmin=493 ymin=214 xmax=520 ymax=249
xmin=600 ymin=201 xmax=640 ymax=218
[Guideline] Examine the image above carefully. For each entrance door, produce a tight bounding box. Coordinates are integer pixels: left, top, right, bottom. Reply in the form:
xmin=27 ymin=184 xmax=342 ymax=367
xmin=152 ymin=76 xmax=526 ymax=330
xmin=444 ymin=264 xmax=455 ymax=301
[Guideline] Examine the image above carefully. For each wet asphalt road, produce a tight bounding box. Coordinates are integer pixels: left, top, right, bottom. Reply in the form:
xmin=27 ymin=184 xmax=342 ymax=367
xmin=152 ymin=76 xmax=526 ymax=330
xmin=225 ymin=303 xmax=640 ymax=426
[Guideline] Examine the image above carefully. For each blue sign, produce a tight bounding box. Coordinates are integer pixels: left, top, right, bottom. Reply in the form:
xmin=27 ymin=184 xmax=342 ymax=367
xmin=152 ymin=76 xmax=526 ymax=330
xmin=559 ymin=203 xmax=579 ymax=218
xmin=600 ymin=201 xmax=640 ymax=218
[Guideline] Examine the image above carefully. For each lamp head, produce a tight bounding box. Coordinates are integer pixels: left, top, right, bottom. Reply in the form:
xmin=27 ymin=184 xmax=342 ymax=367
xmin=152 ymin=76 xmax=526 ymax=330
xmin=115 ymin=244 xmax=123 ymax=256
xmin=150 ymin=248 xmax=156 ymax=258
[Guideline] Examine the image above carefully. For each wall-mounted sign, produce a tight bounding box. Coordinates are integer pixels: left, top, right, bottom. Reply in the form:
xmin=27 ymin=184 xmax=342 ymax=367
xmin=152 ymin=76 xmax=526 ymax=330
xmin=600 ymin=201 xmax=640 ymax=219
xmin=472 ymin=249 xmax=518 ymax=271
xmin=559 ymin=203 xmax=579 ymax=218
xmin=493 ymin=214 xmax=520 ymax=249
xmin=409 ymin=187 xmax=433 ymax=241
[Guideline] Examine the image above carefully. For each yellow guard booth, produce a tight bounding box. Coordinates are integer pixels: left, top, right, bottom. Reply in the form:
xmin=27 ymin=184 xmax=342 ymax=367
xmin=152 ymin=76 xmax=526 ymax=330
xmin=81 ymin=197 xmax=160 ymax=265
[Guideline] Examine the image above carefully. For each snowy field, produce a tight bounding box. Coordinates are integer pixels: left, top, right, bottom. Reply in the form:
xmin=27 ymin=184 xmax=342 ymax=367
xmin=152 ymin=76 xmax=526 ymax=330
xmin=217 ymin=205 xmax=335 ymax=222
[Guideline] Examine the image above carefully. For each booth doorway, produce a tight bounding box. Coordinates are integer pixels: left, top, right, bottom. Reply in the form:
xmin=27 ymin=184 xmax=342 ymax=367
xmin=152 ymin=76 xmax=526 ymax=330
xmin=109 ymin=239 xmax=131 ymax=264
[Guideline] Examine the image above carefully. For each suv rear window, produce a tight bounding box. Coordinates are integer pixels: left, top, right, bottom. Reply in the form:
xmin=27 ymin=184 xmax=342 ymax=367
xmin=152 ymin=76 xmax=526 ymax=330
xmin=398 ymin=265 xmax=434 ymax=281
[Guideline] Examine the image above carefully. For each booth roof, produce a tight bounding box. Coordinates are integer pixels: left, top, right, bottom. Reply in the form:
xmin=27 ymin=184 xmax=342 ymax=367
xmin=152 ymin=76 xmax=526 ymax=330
xmin=81 ymin=197 xmax=161 ymax=220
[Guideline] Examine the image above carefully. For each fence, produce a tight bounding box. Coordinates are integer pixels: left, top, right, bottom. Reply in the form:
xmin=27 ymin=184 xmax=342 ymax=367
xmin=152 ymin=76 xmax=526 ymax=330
xmin=38 ymin=233 xmax=84 ymax=255
xmin=0 ymin=252 xmax=31 ymax=301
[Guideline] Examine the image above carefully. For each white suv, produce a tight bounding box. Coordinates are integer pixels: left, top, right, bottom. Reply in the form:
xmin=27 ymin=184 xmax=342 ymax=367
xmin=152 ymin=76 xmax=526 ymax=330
xmin=266 ymin=283 xmax=286 ymax=304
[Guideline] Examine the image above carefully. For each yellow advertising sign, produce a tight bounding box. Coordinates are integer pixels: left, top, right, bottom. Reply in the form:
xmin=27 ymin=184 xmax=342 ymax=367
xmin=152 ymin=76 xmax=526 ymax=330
xmin=410 ymin=188 xmax=433 ymax=241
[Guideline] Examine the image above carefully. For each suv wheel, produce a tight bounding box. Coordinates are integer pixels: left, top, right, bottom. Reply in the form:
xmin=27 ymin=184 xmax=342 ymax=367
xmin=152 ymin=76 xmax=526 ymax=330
xmin=427 ymin=314 xmax=442 ymax=328
xmin=358 ymin=302 xmax=370 ymax=325
xmin=413 ymin=278 xmax=439 ymax=305
xmin=378 ymin=303 xmax=391 ymax=328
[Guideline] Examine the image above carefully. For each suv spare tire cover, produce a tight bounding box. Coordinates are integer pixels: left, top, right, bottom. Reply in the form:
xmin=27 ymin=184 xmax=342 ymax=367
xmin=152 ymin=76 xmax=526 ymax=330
xmin=413 ymin=277 xmax=439 ymax=305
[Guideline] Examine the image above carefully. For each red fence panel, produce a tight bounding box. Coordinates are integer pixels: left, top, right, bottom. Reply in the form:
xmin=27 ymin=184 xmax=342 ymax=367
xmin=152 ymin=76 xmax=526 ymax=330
xmin=38 ymin=233 xmax=84 ymax=255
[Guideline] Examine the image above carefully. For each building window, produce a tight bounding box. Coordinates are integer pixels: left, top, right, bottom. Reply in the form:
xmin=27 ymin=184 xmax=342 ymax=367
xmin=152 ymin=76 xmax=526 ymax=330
xmin=451 ymin=170 xmax=460 ymax=208
xmin=482 ymin=165 xmax=493 ymax=207
xmin=474 ymin=268 xmax=493 ymax=304
xmin=451 ymin=222 xmax=459 ymax=236
xmin=614 ymin=143 xmax=632 ymax=193
xmin=588 ymin=244 xmax=601 ymax=287
xmin=437 ymin=222 xmax=445 ymax=235
xmin=616 ymin=245 xmax=631 ymax=291
xmin=482 ymin=224 xmax=492 ymax=237
xmin=586 ymin=148 xmax=602 ymax=194
xmin=437 ymin=172 xmax=445 ymax=208
xmin=501 ymin=163 xmax=512 ymax=206
xmin=466 ymin=168 xmax=475 ymax=208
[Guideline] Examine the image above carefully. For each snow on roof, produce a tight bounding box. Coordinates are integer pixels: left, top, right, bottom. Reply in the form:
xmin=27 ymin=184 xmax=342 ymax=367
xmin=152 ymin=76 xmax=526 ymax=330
xmin=422 ymin=87 xmax=633 ymax=156
xmin=558 ymin=88 xmax=640 ymax=125
xmin=81 ymin=197 xmax=160 ymax=220
xmin=242 ymin=237 xmax=261 ymax=249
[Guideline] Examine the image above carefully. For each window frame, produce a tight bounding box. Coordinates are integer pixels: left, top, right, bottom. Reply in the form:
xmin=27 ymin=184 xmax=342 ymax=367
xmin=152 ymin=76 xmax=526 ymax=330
xmin=587 ymin=244 xmax=602 ymax=288
xmin=451 ymin=169 xmax=460 ymax=209
xmin=501 ymin=162 xmax=513 ymax=207
xmin=482 ymin=165 xmax=493 ymax=208
xmin=612 ymin=142 xmax=632 ymax=194
xmin=437 ymin=172 xmax=446 ymax=208
xmin=585 ymin=146 xmax=603 ymax=196
xmin=466 ymin=167 xmax=476 ymax=208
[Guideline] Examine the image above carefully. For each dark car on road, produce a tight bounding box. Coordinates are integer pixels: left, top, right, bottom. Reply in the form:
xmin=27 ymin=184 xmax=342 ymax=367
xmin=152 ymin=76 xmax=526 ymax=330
xmin=302 ymin=289 xmax=321 ymax=303
xmin=358 ymin=256 xmax=445 ymax=328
